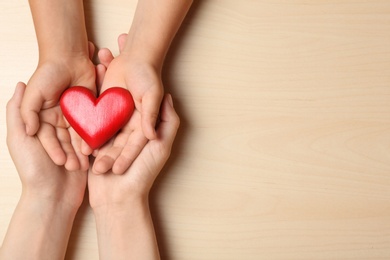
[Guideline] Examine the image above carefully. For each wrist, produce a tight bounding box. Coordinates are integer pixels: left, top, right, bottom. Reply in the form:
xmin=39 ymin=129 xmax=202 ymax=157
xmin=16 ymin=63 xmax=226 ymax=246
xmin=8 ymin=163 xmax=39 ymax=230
xmin=120 ymin=0 xmax=193 ymax=71
xmin=34 ymin=54 xmax=95 ymax=87
xmin=120 ymin=47 xmax=164 ymax=73
xmin=112 ymin=53 xmax=163 ymax=85
xmin=121 ymin=26 xmax=169 ymax=72
xmin=92 ymin=193 xmax=148 ymax=217
xmin=92 ymin=195 xmax=160 ymax=259
xmin=20 ymin=191 xmax=80 ymax=217
xmin=0 ymin=193 xmax=78 ymax=259
xmin=38 ymin=47 xmax=90 ymax=65
xmin=38 ymin=50 xmax=91 ymax=67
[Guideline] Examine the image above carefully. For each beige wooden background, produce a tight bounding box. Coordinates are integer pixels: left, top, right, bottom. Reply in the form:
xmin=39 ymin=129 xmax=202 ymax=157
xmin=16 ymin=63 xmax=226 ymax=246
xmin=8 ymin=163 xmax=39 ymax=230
xmin=1 ymin=1 xmax=390 ymax=259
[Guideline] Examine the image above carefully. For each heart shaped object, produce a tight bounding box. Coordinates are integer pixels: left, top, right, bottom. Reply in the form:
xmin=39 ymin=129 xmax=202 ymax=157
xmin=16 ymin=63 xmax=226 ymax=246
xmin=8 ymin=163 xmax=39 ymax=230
xmin=60 ymin=86 xmax=134 ymax=149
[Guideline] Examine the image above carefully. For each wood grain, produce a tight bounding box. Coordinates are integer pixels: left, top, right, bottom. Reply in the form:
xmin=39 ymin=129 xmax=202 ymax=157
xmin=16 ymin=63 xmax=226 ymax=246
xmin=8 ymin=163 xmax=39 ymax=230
xmin=1 ymin=1 xmax=389 ymax=259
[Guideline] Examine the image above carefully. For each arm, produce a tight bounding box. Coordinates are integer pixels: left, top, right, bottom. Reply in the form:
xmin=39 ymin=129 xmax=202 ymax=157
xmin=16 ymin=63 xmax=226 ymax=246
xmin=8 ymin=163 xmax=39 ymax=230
xmin=93 ymin=197 xmax=160 ymax=260
xmin=91 ymin=0 xmax=192 ymax=174
xmin=124 ymin=0 xmax=194 ymax=71
xmin=0 ymin=196 xmax=78 ymax=260
xmin=20 ymin=0 xmax=95 ymax=171
xmin=28 ymin=0 xmax=89 ymax=61
xmin=0 ymin=82 xmax=87 ymax=260
xmin=88 ymin=94 xmax=180 ymax=259
xmin=24 ymin=0 xmax=92 ymax=134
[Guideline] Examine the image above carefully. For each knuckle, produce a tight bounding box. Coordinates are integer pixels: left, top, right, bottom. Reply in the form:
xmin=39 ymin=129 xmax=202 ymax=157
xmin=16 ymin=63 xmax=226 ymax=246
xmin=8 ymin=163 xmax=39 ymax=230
xmin=156 ymin=142 xmax=172 ymax=161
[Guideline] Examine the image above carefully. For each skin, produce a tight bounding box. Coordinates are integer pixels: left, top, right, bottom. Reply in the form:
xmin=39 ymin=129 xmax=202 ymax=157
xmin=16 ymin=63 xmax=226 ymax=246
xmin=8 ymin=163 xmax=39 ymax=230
xmin=94 ymin=50 xmax=180 ymax=259
xmin=1 ymin=77 xmax=180 ymax=260
xmin=88 ymin=93 xmax=180 ymax=259
xmin=22 ymin=0 xmax=95 ymax=171
xmin=0 ymin=82 xmax=87 ymax=260
xmin=21 ymin=0 xmax=192 ymax=176
xmin=87 ymin=0 xmax=193 ymax=175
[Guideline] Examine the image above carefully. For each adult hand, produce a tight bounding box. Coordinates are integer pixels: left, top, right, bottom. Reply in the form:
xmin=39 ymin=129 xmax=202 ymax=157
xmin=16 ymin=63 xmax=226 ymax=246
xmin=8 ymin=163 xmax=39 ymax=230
xmin=88 ymin=93 xmax=180 ymax=260
xmin=88 ymin=93 xmax=179 ymax=206
xmin=1 ymin=82 xmax=88 ymax=259
xmin=8 ymin=82 xmax=88 ymax=212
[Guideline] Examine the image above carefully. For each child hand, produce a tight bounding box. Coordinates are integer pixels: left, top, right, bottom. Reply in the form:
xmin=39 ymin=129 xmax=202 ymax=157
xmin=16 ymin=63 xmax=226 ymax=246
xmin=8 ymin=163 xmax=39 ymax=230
xmin=89 ymin=34 xmax=163 ymax=174
xmin=87 ymin=94 xmax=179 ymax=259
xmin=20 ymin=43 xmax=96 ymax=171
xmin=1 ymin=82 xmax=88 ymax=259
xmin=88 ymin=93 xmax=179 ymax=208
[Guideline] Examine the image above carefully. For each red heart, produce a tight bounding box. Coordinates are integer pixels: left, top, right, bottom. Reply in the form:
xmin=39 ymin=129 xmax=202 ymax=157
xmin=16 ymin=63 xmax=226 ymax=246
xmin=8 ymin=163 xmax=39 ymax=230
xmin=60 ymin=86 xmax=134 ymax=149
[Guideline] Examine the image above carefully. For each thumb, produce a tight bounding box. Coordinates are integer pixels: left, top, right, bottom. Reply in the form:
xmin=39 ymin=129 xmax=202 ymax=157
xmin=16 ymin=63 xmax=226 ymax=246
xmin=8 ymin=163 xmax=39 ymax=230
xmin=20 ymin=84 xmax=45 ymax=135
xmin=6 ymin=82 xmax=27 ymax=137
xmin=141 ymin=89 xmax=164 ymax=140
xmin=156 ymin=94 xmax=180 ymax=148
xmin=117 ymin=33 xmax=128 ymax=53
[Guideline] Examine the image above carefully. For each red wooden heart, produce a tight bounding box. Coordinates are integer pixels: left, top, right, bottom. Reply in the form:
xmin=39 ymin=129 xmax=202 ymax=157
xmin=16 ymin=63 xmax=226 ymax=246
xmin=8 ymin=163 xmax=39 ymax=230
xmin=60 ymin=86 xmax=134 ymax=149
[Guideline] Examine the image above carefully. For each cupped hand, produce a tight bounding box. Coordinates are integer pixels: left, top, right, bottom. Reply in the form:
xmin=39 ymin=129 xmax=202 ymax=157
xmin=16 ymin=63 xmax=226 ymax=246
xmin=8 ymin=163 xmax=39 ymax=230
xmin=21 ymin=43 xmax=96 ymax=171
xmin=88 ymin=34 xmax=164 ymax=174
xmin=7 ymin=82 xmax=88 ymax=209
xmin=88 ymin=93 xmax=180 ymax=209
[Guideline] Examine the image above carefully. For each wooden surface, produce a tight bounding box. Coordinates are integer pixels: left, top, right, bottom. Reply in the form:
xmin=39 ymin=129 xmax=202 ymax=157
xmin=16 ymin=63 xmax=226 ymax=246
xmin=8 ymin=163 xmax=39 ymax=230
xmin=1 ymin=1 xmax=390 ymax=259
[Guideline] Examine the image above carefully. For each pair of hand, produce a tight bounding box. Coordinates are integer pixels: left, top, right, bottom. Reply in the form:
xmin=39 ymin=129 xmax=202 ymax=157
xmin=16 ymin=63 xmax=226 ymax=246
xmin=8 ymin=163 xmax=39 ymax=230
xmin=20 ymin=34 xmax=164 ymax=174
xmin=7 ymin=80 xmax=179 ymax=212
xmin=4 ymin=79 xmax=178 ymax=259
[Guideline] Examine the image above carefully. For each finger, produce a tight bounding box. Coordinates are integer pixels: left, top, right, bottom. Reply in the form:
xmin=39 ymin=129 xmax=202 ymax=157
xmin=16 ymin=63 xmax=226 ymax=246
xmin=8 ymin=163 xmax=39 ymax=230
xmin=69 ymin=131 xmax=89 ymax=171
xmin=7 ymin=82 xmax=26 ymax=133
xmin=63 ymin=149 xmax=81 ymax=171
xmin=39 ymin=106 xmax=68 ymax=129
xmin=95 ymin=64 xmax=107 ymax=94
xmin=37 ymin=105 xmax=69 ymax=167
xmin=57 ymin=128 xmax=81 ymax=171
xmin=74 ymin=152 xmax=88 ymax=171
xmin=124 ymin=95 xmax=179 ymax=177
xmin=6 ymin=82 xmax=27 ymax=137
xmin=92 ymin=153 xmax=115 ymax=174
xmin=20 ymin=84 xmax=45 ymax=135
xmin=98 ymin=48 xmax=115 ymax=68
xmin=92 ymin=149 xmax=99 ymax=157
xmin=81 ymin=139 xmax=93 ymax=156
xmin=88 ymin=41 xmax=95 ymax=60
xmin=156 ymin=94 xmax=180 ymax=147
xmin=141 ymin=89 xmax=164 ymax=140
xmin=117 ymin=33 xmax=128 ymax=53
xmin=112 ymin=130 xmax=148 ymax=174
xmin=92 ymin=139 xmax=117 ymax=174
xmin=37 ymin=123 xmax=67 ymax=166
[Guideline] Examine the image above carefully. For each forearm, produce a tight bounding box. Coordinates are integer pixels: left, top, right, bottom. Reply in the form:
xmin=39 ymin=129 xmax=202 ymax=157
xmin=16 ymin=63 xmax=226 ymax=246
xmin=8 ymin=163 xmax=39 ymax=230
xmin=93 ymin=197 xmax=160 ymax=260
xmin=0 ymin=194 xmax=78 ymax=260
xmin=123 ymin=0 xmax=193 ymax=70
xmin=28 ymin=0 xmax=89 ymax=61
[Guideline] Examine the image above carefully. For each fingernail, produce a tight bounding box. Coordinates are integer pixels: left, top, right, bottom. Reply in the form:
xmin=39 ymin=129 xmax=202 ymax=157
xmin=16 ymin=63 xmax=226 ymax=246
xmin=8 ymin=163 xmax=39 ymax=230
xmin=167 ymin=94 xmax=174 ymax=107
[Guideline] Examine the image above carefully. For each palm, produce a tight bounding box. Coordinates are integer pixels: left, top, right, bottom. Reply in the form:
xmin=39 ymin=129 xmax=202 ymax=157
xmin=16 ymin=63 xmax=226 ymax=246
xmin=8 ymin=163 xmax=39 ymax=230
xmin=38 ymin=105 xmax=90 ymax=171
xmin=88 ymin=94 xmax=179 ymax=209
xmin=92 ymin=55 xmax=163 ymax=174
xmin=92 ymin=108 xmax=146 ymax=174
xmin=100 ymin=55 xmax=161 ymax=108
xmin=24 ymin=57 xmax=96 ymax=171
xmin=7 ymin=83 xmax=88 ymax=208
xmin=18 ymin=134 xmax=87 ymax=208
xmin=91 ymin=34 xmax=164 ymax=173
xmin=89 ymin=126 xmax=166 ymax=209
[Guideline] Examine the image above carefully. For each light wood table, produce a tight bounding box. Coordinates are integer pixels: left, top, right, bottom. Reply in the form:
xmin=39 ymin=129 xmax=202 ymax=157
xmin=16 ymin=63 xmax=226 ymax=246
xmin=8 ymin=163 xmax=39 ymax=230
xmin=1 ymin=1 xmax=389 ymax=259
